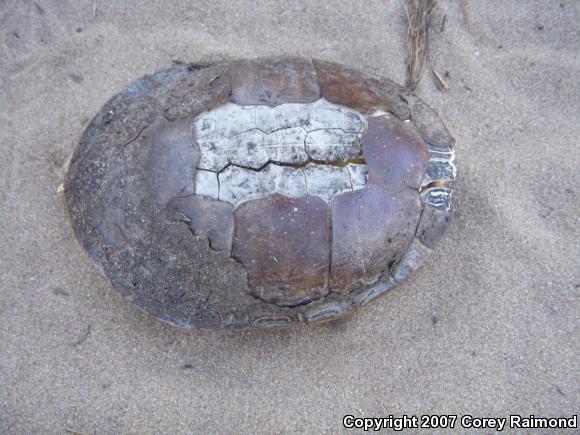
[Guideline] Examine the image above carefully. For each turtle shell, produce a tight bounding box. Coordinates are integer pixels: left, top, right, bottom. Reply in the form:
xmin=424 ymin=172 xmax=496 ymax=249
xmin=64 ymin=57 xmax=456 ymax=329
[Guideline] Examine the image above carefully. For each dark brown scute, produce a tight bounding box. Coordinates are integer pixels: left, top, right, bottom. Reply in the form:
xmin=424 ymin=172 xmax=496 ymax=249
xmin=330 ymin=184 xmax=421 ymax=293
xmin=416 ymin=188 xmax=452 ymax=249
xmin=233 ymin=195 xmax=330 ymax=307
xmin=229 ymin=58 xmax=321 ymax=106
xmin=166 ymin=195 xmax=235 ymax=253
xmin=363 ymin=115 xmax=429 ymax=192
xmin=313 ymin=60 xmax=411 ymax=120
xmin=141 ymin=117 xmax=198 ymax=207
xmin=402 ymin=93 xmax=455 ymax=147
xmin=152 ymin=64 xmax=232 ymax=120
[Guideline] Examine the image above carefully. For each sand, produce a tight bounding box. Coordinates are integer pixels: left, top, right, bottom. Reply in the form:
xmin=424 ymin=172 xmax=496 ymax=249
xmin=1 ymin=0 xmax=578 ymax=433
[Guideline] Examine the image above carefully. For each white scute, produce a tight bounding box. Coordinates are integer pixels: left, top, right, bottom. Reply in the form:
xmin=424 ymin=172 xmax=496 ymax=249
xmin=420 ymin=145 xmax=457 ymax=187
xmin=194 ymin=170 xmax=219 ymax=199
xmin=194 ymin=99 xmax=371 ymax=207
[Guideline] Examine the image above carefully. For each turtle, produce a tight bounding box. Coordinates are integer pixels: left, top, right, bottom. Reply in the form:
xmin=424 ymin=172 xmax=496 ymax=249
xmin=63 ymin=57 xmax=456 ymax=329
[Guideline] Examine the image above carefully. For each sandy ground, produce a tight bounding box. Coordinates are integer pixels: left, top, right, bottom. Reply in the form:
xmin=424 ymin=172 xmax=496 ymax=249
xmin=1 ymin=0 xmax=578 ymax=433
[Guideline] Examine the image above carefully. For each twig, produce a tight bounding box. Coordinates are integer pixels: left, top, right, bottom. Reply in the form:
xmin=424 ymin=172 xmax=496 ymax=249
xmin=405 ymin=0 xmax=436 ymax=91
xmin=440 ymin=14 xmax=447 ymax=33
xmin=70 ymin=324 xmax=92 ymax=347
xmin=431 ymin=66 xmax=449 ymax=91
xmin=460 ymin=0 xmax=475 ymax=33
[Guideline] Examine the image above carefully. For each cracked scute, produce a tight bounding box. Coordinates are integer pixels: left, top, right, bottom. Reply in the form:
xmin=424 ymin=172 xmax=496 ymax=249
xmin=193 ymin=99 xmax=369 ymax=206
